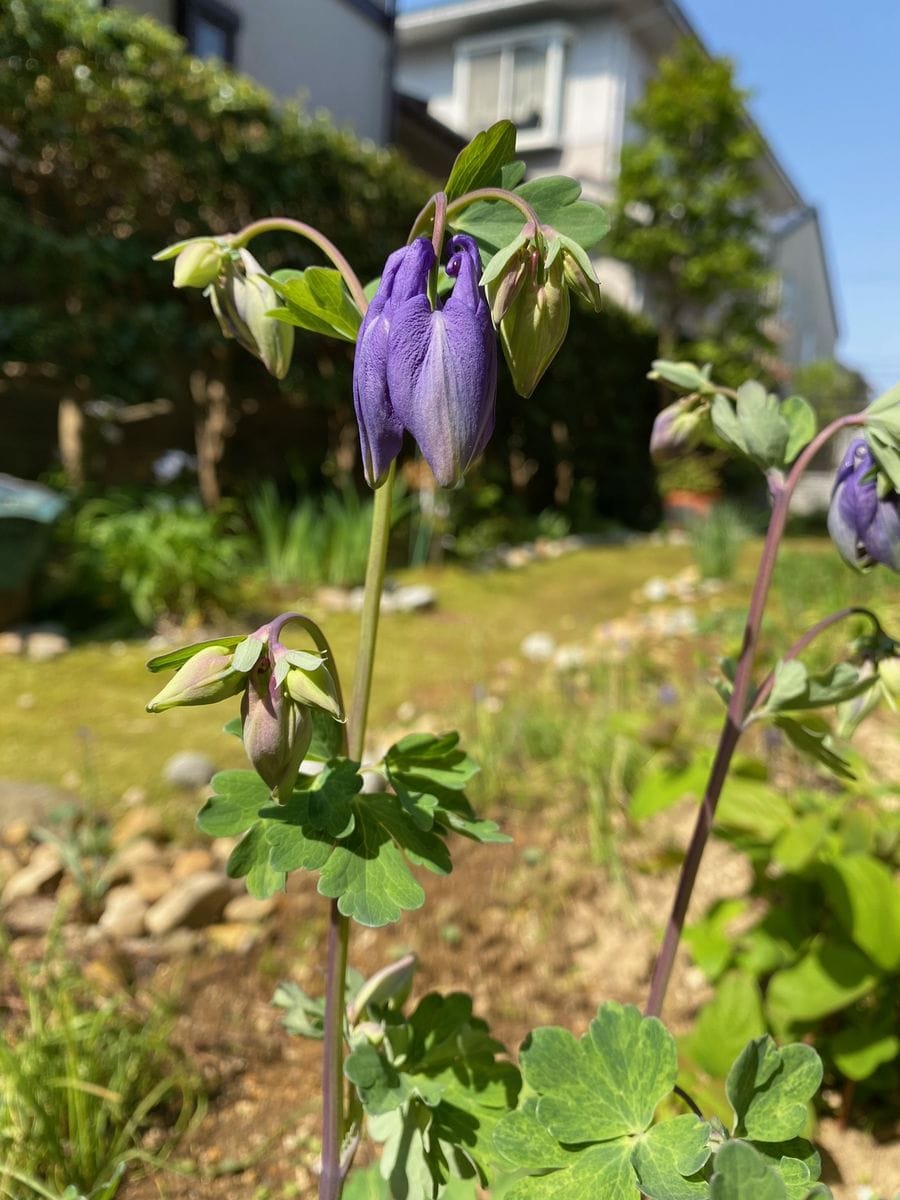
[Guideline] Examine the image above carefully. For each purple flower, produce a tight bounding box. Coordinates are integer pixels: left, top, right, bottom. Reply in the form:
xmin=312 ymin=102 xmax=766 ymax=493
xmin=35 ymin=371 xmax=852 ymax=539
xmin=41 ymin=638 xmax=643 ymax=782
xmin=352 ymin=235 xmax=497 ymax=489
xmin=828 ymin=438 xmax=900 ymax=572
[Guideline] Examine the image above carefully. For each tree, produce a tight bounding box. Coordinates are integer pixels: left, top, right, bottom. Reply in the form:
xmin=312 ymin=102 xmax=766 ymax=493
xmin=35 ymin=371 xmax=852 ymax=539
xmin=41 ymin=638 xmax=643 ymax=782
xmin=608 ymin=39 xmax=776 ymax=383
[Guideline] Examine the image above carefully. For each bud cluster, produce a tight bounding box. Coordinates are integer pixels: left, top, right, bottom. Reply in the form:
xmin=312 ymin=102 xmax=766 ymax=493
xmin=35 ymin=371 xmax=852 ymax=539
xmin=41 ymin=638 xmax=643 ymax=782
xmin=147 ymin=614 xmax=342 ymax=798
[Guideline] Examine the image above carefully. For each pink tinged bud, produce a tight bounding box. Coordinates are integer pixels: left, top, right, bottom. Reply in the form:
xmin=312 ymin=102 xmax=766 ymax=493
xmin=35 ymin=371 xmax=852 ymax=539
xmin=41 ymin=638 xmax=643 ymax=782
xmin=559 ymin=236 xmax=602 ymax=312
xmin=495 ymin=250 xmax=570 ymax=399
xmin=650 ymin=399 xmax=703 ymax=464
xmin=284 ymin=662 xmax=343 ymax=721
xmin=146 ymin=646 xmax=245 ymax=713
xmin=241 ymin=666 xmax=312 ymax=798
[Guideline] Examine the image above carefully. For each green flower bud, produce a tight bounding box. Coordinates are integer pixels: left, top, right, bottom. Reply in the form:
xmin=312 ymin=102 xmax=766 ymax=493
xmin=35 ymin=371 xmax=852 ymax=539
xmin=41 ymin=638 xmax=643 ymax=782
xmin=153 ymin=236 xmax=229 ymax=289
xmin=284 ymin=661 xmax=343 ymax=721
xmin=146 ymin=645 xmax=245 ymax=713
xmin=558 ymin=235 xmax=602 ymax=312
xmin=879 ymin=656 xmax=900 ymax=707
xmin=241 ymin=666 xmax=313 ymax=797
xmin=208 ymin=249 xmax=295 ymax=379
xmin=492 ymin=246 xmax=570 ymax=399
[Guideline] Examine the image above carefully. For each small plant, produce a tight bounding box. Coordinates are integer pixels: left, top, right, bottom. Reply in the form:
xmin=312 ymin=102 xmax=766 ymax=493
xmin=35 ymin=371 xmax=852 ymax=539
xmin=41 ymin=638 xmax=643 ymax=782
xmin=688 ymin=503 xmax=749 ymax=580
xmin=0 ymin=938 xmax=202 ymax=1199
xmin=62 ymin=491 xmax=248 ymax=627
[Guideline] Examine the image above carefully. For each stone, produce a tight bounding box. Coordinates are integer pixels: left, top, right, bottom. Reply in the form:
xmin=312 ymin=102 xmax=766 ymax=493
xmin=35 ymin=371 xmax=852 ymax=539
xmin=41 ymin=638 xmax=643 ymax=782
xmin=111 ymin=807 xmax=167 ymax=849
xmin=224 ymin=893 xmax=276 ymax=923
xmin=520 ymin=631 xmax=556 ymax=663
xmin=553 ymin=644 xmax=588 ymax=671
xmin=210 ymin=836 xmax=239 ymax=866
xmin=131 ymin=863 xmax=173 ymax=905
xmin=0 ymin=848 xmax=19 ymax=886
xmin=1 ymin=843 xmax=63 ymax=905
xmin=3 ymin=895 xmax=58 ymax=936
xmin=163 ymin=751 xmax=218 ymax=790
xmin=102 ymin=836 xmax=161 ymax=885
xmin=383 ymin=585 xmax=436 ymax=614
xmin=98 ymin=886 xmax=148 ymax=939
xmin=145 ymin=870 xmax=233 ymax=935
xmin=171 ymin=848 xmax=215 ymax=881
xmin=315 ymin=586 xmax=351 ymax=613
xmin=0 ymin=631 xmax=24 ymax=656
xmin=1 ymin=820 xmax=30 ymax=849
xmin=642 ymin=577 xmax=670 ymax=603
xmin=0 ymin=781 xmax=79 ymax=833
xmin=25 ymin=628 xmax=70 ymax=661
xmin=207 ymin=922 xmax=264 ymax=954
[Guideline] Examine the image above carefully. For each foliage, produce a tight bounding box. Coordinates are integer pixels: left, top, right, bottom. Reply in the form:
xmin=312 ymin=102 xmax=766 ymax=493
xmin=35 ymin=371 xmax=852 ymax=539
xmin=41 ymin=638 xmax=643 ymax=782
xmin=0 ymin=937 xmax=201 ymax=1198
xmin=684 ymin=781 xmax=899 ymax=1106
xmin=57 ymin=491 xmax=248 ymax=627
xmin=790 ymin=360 xmax=869 ymax=428
xmin=607 ymin=40 xmax=776 ymax=379
xmin=493 ymin=1004 xmax=830 ymax=1199
xmin=0 ymin=0 xmax=429 ymax=481
xmin=246 ymin=481 xmax=377 ymax=590
xmin=688 ymin=505 xmax=750 ymax=580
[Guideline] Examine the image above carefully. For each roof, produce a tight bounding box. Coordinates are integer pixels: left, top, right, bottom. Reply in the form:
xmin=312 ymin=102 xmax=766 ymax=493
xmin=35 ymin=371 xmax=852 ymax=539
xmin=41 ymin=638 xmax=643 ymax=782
xmin=397 ymin=0 xmax=805 ymax=213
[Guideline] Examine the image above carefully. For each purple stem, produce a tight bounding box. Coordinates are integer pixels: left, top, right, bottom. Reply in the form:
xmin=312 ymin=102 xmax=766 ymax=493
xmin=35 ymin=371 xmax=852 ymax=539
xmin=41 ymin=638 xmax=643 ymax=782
xmin=644 ymin=412 xmax=865 ymax=1019
xmin=320 ymin=901 xmax=350 ymax=1200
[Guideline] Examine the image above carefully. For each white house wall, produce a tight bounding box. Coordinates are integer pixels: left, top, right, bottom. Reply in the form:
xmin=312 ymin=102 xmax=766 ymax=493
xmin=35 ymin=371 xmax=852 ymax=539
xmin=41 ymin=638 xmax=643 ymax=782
xmin=772 ymin=217 xmax=838 ymax=367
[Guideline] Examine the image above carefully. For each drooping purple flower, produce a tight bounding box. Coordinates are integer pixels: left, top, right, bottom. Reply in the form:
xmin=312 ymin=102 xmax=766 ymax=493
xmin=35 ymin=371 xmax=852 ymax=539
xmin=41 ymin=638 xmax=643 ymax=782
xmin=827 ymin=438 xmax=900 ymax=572
xmin=352 ymin=234 xmax=497 ymax=489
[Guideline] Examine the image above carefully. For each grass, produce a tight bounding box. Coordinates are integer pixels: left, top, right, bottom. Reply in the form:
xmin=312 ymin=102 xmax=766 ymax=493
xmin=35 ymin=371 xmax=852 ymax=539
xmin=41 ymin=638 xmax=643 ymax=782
xmin=0 ymin=935 xmax=202 ymax=1199
xmin=2 ymin=537 xmax=897 ymax=819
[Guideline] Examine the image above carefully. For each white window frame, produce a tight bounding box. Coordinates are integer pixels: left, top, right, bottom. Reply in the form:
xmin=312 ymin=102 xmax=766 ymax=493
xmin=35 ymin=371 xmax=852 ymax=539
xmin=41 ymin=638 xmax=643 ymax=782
xmin=453 ymin=22 xmax=572 ymax=150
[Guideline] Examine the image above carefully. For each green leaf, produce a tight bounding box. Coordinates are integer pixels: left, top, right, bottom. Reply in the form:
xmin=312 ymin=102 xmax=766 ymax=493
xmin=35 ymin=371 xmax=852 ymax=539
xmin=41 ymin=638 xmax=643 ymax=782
xmin=766 ymin=939 xmax=878 ymax=1026
xmin=308 ymin=704 xmax=344 ymax=761
xmin=197 ymin=769 xmax=271 ymax=837
xmin=772 ymin=715 xmax=854 ymax=780
xmin=630 ymin=755 xmax=712 ymax=821
xmin=493 ymin=1109 xmax=572 ymax=1171
xmin=735 ymin=382 xmax=789 ymax=470
xmin=451 ymin=174 xmax=608 ymax=255
xmin=226 ymin=821 xmax=286 ymax=899
xmin=633 ymin=1114 xmax=712 ymax=1199
xmin=716 ymin=780 xmax=793 ymax=843
xmin=504 ymin=1141 xmax=636 ymax=1200
xmin=828 ymin=1020 xmax=899 ymax=1081
xmin=271 ymin=980 xmax=325 ymax=1039
xmin=711 ymin=394 xmax=748 ymax=456
xmin=685 ymin=900 xmax=747 ymax=980
xmin=764 ymin=661 xmax=809 ymax=712
xmin=710 ymin=1141 xmax=787 ymax=1200
xmin=818 ymin=853 xmax=900 ymax=970
xmin=772 ymin=813 xmax=832 ymax=873
xmin=649 ymin=360 xmax=714 ymax=393
xmin=445 ymin=120 xmax=518 ymax=202
xmin=780 ymin=396 xmax=817 ymax=464
xmin=762 ymin=662 xmax=873 ymax=716
xmin=268 ymin=266 xmax=362 ymax=342
xmin=727 ymin=1037 xmax=822 ymax=1142
xmin=343 ymin=1165 xmax=389 ymax=1200
xmin=684 ymin=972 xmax=766 ymax=1079
xmin=524 ymin=1004 xmax=676 ymax=1142
xmin=146 ymin=634 xmax=245 ymax=672
xmin=345 ymin=1040 xmax=416 ymax=1115
xmin=753 ymin=1139 xmax=825 ymax=1200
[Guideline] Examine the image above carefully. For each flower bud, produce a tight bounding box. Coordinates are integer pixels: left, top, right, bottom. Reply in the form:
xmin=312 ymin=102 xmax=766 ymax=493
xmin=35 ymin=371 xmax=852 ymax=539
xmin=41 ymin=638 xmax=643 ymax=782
xmin=828 ymin=439 xmax=900 ymax=572
xmin=879 ymin=656 xmax=900 ymax=706
xmin=558 ymin=235 xmax=602 ymax=312
xmin=208 ymin=249 xmax=294 ymax=380
xmin=492 ymin=247 xmax=569 ymax=399
xmin=284 ymin=661 xmax=343 ymax=721
xmin=650 ymin=398 xmax=705 ymax=464
xmin=241 ymin=664 xmax=312 ymax=797
xmin=146 ymin=646 xmax=245 ymax=713
xmin=153 ymin=236 xmax=230 ymax=289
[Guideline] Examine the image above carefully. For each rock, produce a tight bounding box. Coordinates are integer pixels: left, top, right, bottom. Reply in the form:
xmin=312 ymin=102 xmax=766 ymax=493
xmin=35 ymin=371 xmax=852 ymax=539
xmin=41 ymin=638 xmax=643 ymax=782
xmin=210 ymin=837 xmax=239 ymax=867
xmin=384 ymin=585 xmax=436 ymax=614
xmin=102 ymin=836 xmax=161 ymax=885
xmin=0 ymin=631 xmax=24 ymax=656
xmin=315 ymin=586 xmax=351 ymax=613
xmin=207 ymin=922 xmax=264 ymax=954
xmin=642 ymin=577 xmax=669 ymax=603
xmin=1 ymin=820 xmax=30 ymax=849
xmin=163 ymin=751 xmax=218 ymax=790
xmin=25 ymin=628 xmax=70 ymax=661
xmin=98 ymin=886 xmax=148 ymax=939
xmin=121 ymin=929 xmax=202 ymax=959
xmin=224 ymin=894 xmax=276 ymax=923
xmin=499 ymin=545 xmax=535 ymax=569
xmin=520 ymin=631 xmax=556 ymax=663
xmin=0 ymin=781 xmax=80 ymax=833
xmin=553 ymin=644 xmax=588 ymax=671
xmin=1 ymin=843 xmax=63 ymax=905
xmin=3 ymin=895 xmax=58 ymax=936
xmin=145 ymin=870 xmax=233 ymax=936
xmin=131 ymin=863 xmax=173 ymax=904
xmin=0 ymin=848 xmax=19 ymax=886
xmin=120 ymin=786 xmax=147 ymax=807
xmin=111 ymin=807 xmax=167 ymax=849
xmin=171 ymin=848 xmax=215 ymax=881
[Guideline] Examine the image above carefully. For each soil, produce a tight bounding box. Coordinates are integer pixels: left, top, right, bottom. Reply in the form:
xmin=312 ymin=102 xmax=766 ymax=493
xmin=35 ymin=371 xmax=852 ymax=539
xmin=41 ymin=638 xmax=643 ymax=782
xmin=118 ymin=800 xmax=900 ymax=1200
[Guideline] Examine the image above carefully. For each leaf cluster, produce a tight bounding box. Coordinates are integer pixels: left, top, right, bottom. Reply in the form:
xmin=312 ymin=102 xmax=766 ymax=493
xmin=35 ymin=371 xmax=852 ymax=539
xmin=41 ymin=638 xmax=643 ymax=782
xmin=195 ymin=733 xmax=507 ymax=926
xmin=494 ymin=1003 xmax=831 ymax=1199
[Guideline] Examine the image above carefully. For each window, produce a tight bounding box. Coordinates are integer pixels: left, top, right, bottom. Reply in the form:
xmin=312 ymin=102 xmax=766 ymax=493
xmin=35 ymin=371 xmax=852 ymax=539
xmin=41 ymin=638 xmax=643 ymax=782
xmin=454 ymin=23 xmax=571 ymax=150
xmin=177 ymin=0 xmax=240 ymax=65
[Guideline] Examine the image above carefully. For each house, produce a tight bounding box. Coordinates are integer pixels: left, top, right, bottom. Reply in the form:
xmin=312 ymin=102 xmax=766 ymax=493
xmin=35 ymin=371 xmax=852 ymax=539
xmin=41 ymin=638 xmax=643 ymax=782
xmin=103 ymin=0 xmax=397 ymax=144
xmin=395 ymin=0 xmax=839 ymax=369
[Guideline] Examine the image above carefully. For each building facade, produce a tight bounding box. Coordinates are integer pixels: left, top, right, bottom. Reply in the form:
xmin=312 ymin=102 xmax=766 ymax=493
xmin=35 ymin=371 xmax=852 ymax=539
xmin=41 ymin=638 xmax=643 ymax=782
xmin=396 ymin=0 xmax=839 ymax=368
xmin=106 ymin=0 xmax=396 ymax=144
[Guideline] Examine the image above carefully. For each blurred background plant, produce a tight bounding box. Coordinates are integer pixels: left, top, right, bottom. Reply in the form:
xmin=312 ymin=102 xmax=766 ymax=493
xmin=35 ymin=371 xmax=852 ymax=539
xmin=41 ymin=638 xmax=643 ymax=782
xmin=688 ymin=504 xmax=750 ymax=581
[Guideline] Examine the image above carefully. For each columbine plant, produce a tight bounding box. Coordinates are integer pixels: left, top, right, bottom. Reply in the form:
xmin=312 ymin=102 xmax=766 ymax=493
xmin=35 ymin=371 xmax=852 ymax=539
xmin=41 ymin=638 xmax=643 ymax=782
xmin=147 ymin=122 xmax=900 ymax=1200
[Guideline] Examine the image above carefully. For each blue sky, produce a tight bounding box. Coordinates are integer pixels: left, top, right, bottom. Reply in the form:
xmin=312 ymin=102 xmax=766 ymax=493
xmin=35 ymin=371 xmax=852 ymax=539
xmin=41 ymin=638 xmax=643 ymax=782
xmin=397 ymin=0 xmax=900 ymax=396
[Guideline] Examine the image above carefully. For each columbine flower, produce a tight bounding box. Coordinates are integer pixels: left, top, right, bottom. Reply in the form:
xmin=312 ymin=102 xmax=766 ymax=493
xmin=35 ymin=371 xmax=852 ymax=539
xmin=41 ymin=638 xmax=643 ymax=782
xmin=827 ymin=439 xmax=900 ymax=572
xmin=649 ymin=397 xmax=707 ymax=463
xmin=146 ymin=614 xmax=343 ymax=798
xmin=207 ymin=249 xmax=294 ymax=380
xmin=353 ymin=235 xmax=497 ymax=489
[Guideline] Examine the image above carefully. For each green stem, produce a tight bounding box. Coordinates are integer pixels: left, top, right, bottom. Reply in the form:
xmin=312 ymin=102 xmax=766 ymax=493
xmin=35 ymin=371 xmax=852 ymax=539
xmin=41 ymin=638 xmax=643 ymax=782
xmin=319 ymin=462 xmax=396 ymax=1200
xmin=445 ymin=187 xmax=540 ymax=232
xmin=348 ymin=462 xmax=396 ymax=761
xmin=231 ymin=217 xmax=369 ymax=314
